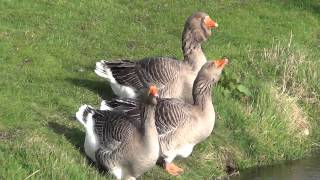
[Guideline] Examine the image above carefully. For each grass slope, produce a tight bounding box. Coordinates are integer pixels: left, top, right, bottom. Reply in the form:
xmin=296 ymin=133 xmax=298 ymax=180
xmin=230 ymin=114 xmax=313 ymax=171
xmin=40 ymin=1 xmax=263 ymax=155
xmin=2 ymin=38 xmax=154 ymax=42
xmin=0 ymin=0 xmax=319 ymax=179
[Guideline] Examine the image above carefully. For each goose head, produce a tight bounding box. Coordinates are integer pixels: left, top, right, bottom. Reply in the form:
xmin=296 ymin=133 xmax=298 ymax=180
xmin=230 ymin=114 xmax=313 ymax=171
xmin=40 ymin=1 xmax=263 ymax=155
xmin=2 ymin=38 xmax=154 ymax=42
xmin=147 ymin=85 xmax=159 ymax=105
xmin=198 ymin=57 xmax=228 ymax=83
xmin=183 ymin=12 xmax=218 ymax=43
xmin=138 ymin=85 xmax=159 ymax=105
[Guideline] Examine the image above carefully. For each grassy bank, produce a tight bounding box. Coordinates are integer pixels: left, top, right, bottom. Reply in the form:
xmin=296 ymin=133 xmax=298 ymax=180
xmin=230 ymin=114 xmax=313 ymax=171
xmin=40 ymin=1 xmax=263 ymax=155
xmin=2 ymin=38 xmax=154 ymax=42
xmin=0 ymin=0 xmax=319 ymax=179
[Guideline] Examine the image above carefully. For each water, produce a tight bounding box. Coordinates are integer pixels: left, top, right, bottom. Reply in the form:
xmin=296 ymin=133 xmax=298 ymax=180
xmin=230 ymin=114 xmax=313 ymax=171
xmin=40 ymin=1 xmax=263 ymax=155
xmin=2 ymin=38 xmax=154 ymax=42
xmin=230 ymin=153 xmax=320 ymax=180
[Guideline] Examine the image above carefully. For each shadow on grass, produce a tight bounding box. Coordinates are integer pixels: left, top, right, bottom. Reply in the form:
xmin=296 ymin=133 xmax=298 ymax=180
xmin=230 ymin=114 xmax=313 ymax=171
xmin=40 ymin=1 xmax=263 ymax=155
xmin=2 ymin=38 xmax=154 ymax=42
xmin=276 ymin=0 xmax=320 ymax=16
xmin=66 ymin=78 xmax=114 ymax=100
xmin=48 ymin=121 xmax=85 ymax=153
xmin=47 ymin=121 xmax=110 ymax=175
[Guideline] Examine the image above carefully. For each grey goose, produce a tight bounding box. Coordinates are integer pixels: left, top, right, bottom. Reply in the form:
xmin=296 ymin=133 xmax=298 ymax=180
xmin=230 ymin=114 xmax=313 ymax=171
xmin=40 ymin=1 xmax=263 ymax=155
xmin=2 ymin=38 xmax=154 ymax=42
xmin=101 ymin=58 xmax=228 ymax=176
xmin=95 ymin=12 xmax=218 ymax=103
xmin=75 ymin=86 xmax=159 ymax=180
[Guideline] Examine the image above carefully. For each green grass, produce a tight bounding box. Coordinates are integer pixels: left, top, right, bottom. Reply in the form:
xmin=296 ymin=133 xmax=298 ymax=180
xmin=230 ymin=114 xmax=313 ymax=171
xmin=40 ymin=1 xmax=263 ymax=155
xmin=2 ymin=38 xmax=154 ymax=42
xmin=1 ymin=0 xmax=319 ymax=179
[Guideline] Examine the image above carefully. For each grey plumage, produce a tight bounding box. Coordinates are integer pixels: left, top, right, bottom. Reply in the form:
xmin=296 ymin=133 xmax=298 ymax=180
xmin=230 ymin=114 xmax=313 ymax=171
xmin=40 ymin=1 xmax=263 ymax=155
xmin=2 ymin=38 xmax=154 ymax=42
xmin=103 ymin=59 xmax=228 ymax=174
xmin=182 ymin=12 xmax=213 ymax=63
xmin=98 ymin=57 xmax=181 ymax=90
xmin=155 ymin=98 xmax=192 ymax=136
xmin=95 ymin=12 xmax=218 ymax=102
xmin=76 ymin=86 xmax=159 ymax=179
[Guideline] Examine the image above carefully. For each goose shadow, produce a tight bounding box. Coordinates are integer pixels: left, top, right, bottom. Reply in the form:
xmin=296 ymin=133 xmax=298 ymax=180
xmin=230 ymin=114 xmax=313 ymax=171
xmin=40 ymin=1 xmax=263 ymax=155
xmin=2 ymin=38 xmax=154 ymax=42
xmin=47 ymin=121 xmax=109 ymax=174
xmin=48 ymin=121 xmax=85 ymax=154
xmin=66 ymin=77 xmax=115 ymax=100
xmin=283 ymin=0 xmax=320 ymax=15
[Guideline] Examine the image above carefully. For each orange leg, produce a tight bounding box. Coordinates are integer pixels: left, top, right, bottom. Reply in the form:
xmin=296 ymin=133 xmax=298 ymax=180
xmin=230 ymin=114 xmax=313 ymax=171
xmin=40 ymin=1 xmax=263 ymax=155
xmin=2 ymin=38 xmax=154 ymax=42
xmin=164 ymin=162 xmax=184 ymax=176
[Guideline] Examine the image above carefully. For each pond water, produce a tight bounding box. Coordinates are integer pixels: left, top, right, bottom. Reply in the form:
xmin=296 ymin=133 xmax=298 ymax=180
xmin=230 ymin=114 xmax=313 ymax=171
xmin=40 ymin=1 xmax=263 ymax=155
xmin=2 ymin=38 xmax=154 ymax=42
xmin=230 ymin=153 xmax=320 ymax=180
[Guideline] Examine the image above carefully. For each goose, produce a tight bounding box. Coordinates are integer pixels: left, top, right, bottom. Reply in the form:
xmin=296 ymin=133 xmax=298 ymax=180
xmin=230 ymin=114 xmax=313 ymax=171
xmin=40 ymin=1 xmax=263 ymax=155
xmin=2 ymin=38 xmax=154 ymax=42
xmin=75 ymin=85 xmax=159 ymax=180
xmin=95 ymin=12 xmax=218 ymax=103
xmin=101 ymin=58 xmax=228 ymax=176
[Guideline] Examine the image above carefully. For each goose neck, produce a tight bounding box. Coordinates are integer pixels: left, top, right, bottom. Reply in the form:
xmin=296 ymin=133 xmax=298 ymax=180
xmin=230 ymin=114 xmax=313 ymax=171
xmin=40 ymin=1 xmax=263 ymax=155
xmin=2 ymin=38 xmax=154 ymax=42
xmin=140 ymin=104 xmax=157 ymax=134
xmin=182 ymin=29 xmax=206 ymax=71
xmin=192 ymin=78 xmax=214 ymax=111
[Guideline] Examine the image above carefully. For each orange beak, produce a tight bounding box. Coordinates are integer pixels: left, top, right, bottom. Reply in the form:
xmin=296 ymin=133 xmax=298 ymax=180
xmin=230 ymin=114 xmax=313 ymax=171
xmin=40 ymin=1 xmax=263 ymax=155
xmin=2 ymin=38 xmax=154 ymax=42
xmin=204 ymin=16 xmax=218 ymax=28
xmin=149 ymin=85 xmax=159 ymax=97
xmin=213 ymin=58 xmax=229 ymax=68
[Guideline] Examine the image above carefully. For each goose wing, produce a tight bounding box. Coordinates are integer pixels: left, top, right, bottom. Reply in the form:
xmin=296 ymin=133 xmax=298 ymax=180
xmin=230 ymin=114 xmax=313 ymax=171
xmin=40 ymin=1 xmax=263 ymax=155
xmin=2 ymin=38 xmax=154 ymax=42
xmin=103 ymin=97 xmax=192 ymax=136
xmin=106 ymin=98 xmax=139 ymax=111
xmin=93 ymin=109 xmax=136 ymax=150
xmin=137 ymin=57 xmax=181 ymax=88
xmin=97 ymin=57 xmax=181 ymax=90
xmin=155 ymin=98 xmax=192 ymax=136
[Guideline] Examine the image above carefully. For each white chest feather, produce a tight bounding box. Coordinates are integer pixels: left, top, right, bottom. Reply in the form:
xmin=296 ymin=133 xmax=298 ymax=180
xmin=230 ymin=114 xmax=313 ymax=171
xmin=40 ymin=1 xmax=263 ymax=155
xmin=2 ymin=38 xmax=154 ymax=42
xmin=163 ymin=143 xmax=195 ymax=164
xmin=200 ymin=108 xmax=216 ymax=138
xmin=177 ymin=144 xmax=195 ymax=158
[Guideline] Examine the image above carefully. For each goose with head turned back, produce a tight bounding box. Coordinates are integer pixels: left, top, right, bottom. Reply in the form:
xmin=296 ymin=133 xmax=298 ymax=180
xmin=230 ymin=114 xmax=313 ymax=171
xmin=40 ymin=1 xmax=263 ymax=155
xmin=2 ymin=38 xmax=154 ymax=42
xmin=76 ymin=85 xmax=159 ymax=180
xmin=95 ymin=12 xmax=218 ymax=103
xmin=101 ymin=58 xmax=228 ymax=176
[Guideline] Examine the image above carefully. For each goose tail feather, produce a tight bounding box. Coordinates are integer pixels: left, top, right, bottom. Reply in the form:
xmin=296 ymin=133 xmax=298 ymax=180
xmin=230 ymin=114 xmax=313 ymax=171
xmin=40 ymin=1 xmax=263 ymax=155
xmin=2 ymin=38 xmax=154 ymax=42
xmin=75 ymin=105 xmax=94 ymax=128
xmin=95 ymin=60 xmax=136 ymax=83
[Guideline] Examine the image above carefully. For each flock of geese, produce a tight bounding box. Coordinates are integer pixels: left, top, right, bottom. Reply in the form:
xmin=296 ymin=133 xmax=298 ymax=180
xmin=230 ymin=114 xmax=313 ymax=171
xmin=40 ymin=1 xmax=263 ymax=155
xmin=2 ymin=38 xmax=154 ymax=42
xmin=75 ymin=12 xmax=228 ymax=179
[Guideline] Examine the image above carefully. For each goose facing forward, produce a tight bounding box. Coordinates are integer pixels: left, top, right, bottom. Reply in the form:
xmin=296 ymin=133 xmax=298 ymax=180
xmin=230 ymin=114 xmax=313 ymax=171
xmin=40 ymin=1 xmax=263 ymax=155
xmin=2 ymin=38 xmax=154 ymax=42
xmin=95 ymin=12 xmax=218 ymax=103
xmin=102 ymin=58 xmax=228 ymax=176
xmin=76 ymin=86 xmax=159 ymax=180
